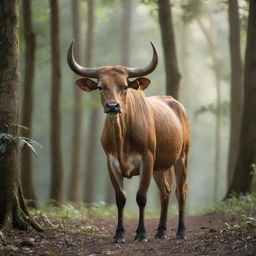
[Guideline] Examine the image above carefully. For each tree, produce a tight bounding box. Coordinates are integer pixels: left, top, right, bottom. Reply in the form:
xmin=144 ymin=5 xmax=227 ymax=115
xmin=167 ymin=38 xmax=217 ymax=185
xmin=196 ymin=16 xmax=222 ymax=202
xmin=68 ymin=0 xmax=83 ymax=202
xmin=157 ymin=0 xmax=181 ymax=99
xmin=105 ymin=0 xmax=134 ymax=205
xmin=49 ymin=0 xmax=63 ymax=204
xmin=84 ymin=0 xmax=98 ymax=204
xmin=20 ymin=0 xmax=37 ymax=208
xmin=226 ymin=0 xmax=243 ymax=187
xmin=226 ymin=0 xmax=256 ymax=196
xmin=0 ymin=0 xmax=41 ymax=232
xmin=120 ymin=0 xmax=132 ymax=66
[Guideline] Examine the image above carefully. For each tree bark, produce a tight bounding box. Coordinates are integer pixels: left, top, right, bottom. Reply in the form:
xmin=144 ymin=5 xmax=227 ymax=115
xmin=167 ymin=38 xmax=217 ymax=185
xmin=157 ymin=0 xmax=181 ymax=99
xmin=120 ymin=0 xmax=132 ymax=66
xmin=84 ymin=108 xmax=99 ymax=204
xmin=227 ymin=0 xmax=243 ymax=187
xmin=197 ymin=18 xmax=222 ymax=202
xmin=20 ymin=0 xmax=37 ymax=208
xmin=226 ymin=0 xmax=256 ymax=196
xmin=68 ymin=0 xmax=83 ymax=202
xmin=49 ymin=0 xmax=63 ymax=204
xmin=0 ymin=0 xmax=41 ymax=232
xmin=104 ymin=0 xmax=134 ymax=205
xmin=84 ymin=0 xmax=98 ymax=204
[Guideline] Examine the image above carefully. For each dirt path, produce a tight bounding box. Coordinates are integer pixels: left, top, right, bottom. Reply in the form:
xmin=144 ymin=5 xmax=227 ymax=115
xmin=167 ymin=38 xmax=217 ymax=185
xmin=1 ymin=213 xmax=256 ymax=256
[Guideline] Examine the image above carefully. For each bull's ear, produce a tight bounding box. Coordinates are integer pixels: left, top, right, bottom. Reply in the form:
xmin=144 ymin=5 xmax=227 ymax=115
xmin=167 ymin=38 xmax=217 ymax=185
xmin=76 ymin=78 xmax=98 ymax=92
xmin=128 ymin=77 xmax=151 ymax=90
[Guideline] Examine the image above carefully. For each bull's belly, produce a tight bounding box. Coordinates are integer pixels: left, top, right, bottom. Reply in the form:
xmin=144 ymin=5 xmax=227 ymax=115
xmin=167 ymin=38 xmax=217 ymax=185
xmin=153 ymin=140 xmax=183 ymax=171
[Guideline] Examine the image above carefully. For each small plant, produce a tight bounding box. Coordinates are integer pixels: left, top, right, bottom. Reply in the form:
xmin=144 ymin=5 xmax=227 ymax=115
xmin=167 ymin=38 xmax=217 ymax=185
xmin=0 ymin=124 xmax=42 ymax=157
xmin=215 ymin=194 xmax=256 ymax=218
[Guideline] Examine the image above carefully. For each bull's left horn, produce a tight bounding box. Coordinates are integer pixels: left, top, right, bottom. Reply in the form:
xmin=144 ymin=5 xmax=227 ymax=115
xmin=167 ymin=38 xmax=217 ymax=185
xmin=125 ymin=42 xmax=158 ymax=78
xmin=67 ymin=40 xmax=100 ymax=78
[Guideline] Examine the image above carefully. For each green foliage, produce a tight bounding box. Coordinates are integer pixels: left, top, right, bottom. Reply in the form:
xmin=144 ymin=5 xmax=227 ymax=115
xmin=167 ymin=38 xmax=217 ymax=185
xmin=180 ymin=0 xmax=205 ymax=23
xmin=0 ymin=124 xmax=42 ymax=157
xmin=30 ymin=201 xmax=118 ymax=221
xmin=215 ymin=194 xmax=256 ymax=218
xmin=140 ymin=0 xmax=157 ymax=5
xmin=195 ymin=101 xmax=229 ymax=117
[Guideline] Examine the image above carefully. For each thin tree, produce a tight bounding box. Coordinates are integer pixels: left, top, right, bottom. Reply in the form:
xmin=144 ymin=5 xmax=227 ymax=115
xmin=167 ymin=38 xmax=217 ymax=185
xmin=226 ymin=0 xmax=256 ymax=196
xmin=157 ymin=0 xmax=181 ymax=99
xmin=49 ymin=0 xmax=63 ymax=204
xmin=84 ymin=0 xmax=98 ymax=204
xmin=20 ymin=0 xmax=37 ymax=208
xmin=120 ymin=0 xmax=132 ymax=66
xmin=0 ymin=0 xmax=41 ymax=232
xmin=68 ymin=0 xmax=83 ymax=202
xmin=105 ymin=0 xmax=133 ymax=204
xmin=196 ymin=17 xmax=222 ymax=202
xmin=227 ymin=0 xmax=243 ymax=187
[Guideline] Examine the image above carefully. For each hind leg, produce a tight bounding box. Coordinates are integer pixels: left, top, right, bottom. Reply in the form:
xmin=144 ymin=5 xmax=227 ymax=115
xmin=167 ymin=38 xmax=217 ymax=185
xmin=153 ymin=168 xmax=172 ymax=239
xmin=174 ymin=153 xmax=188 ymax=240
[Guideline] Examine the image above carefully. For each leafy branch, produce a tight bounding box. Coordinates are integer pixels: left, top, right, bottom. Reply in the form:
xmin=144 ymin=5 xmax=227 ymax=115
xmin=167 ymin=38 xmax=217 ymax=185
xmin=0 ymin=124 xmax=42 ymax=158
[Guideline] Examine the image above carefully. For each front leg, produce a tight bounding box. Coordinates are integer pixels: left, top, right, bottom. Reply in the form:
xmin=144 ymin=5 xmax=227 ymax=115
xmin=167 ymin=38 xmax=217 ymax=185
xmin=107 ymin=156 xmax=126 ymax=243
xmin=135 ymin=152 xmax=154 ymax=242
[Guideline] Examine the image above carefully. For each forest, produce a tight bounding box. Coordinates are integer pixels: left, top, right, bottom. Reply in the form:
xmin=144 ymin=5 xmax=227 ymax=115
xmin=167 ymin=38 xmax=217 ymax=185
xmin=0 ymin=0 xmax=255 ymax=255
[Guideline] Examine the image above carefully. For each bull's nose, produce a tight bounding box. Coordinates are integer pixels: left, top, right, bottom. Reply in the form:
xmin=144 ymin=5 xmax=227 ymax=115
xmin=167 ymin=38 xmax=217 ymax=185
xmin=104 ymin=101 xmax=121 ymax=113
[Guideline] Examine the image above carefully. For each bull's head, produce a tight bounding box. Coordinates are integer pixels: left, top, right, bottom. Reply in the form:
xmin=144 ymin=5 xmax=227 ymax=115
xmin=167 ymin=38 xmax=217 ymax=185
xmin=67 ymin=41 xmax=158 ymax=114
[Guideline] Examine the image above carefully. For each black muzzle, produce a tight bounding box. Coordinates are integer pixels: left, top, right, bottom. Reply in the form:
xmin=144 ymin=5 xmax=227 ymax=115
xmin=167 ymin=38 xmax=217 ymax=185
xmin=104 ymin=101 xmax=121 ymax=113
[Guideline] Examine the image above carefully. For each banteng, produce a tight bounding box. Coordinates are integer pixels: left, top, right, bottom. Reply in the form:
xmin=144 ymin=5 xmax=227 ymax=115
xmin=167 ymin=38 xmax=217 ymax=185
xmin=67 ymin=41 xmax=190 ymax=242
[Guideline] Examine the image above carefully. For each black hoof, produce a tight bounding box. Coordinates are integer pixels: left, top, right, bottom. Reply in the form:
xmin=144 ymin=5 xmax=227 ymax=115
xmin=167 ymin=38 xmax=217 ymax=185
xmin=155 ymin=229 xmax=167 ymax=239
xmin=176 ymin=232 xmax=187 ymax=240
xmin=113 ymin=237 xmax=125 ymax=243
xmin=113 ymin=232 xmax=125 ymax=243
xmin=134 ymin=233 xmax=148 ymax=242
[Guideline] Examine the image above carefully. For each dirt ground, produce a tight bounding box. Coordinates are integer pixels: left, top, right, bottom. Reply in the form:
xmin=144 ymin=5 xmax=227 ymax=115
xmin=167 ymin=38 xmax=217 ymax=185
xmin=0 ymin=212 xmax=256 ymax=256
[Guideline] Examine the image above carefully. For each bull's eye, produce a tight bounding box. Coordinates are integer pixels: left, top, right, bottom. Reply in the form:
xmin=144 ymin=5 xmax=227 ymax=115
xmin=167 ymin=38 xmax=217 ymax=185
xmin=121 ymin=85 xmax=128 ymax=91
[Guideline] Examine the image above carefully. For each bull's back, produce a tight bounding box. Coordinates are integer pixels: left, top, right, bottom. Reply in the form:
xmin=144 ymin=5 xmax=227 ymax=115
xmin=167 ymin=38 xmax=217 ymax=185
xmin=148 ymin=96 xmax=189 ymax=170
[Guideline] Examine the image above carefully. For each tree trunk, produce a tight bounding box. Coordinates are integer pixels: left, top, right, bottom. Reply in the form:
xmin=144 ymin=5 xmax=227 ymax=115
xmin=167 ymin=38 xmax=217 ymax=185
xmin=49 ymin=0 xmax=63 ymax=204
xmin=197 ymin=18 xmax=222 ymax=202
xmin=157 ymin=0 xmax=181 ymax=99
xmin=84 ymin=0 xmax=98 ymax=204
xmin=226 ymin=0 xmax=256 ymax=196
xmin=104 ymin=0 xmax=134 ymax=205
xmin=20 ymin=0 xmax=37 ymax=208
xmin=68 ymin=0 xmax=83 ymax=202
xmin=120 ymin=0 xmax=132 ymax=66
xmin=0 ymin=0 xmax=41 ymax=232
xmin=227 ymin=0 xmax=243 ymax=187
xmin=84 ymin=108 xmax=99 ymax=204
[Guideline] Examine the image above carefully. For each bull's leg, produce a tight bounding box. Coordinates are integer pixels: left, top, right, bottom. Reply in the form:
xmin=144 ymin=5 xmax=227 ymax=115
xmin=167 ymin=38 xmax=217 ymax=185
xmin=153 ymin=168 xmax=172 ymax=239
xmin=174 ymin=154 xmax=188 ymax=240
xmin=107 ymin=158 xmax=126 ymax=243
xmin=135 ymin=153 xmax=154 ymax=242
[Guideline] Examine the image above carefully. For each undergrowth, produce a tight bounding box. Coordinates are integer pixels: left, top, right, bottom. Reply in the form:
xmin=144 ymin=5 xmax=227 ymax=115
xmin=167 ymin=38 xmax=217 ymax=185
xmin=215 ymin=193 xmax=256 ymax=217
xmin=30 ymin=201 xmax=117 ymax=221
xmin=215 ymin=194 xmax=256 ymax=231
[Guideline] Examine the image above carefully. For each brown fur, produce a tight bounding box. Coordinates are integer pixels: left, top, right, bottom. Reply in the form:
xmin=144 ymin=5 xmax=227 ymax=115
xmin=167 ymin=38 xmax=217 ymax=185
xmin=76 ymin=67 xmax=190 ymax=242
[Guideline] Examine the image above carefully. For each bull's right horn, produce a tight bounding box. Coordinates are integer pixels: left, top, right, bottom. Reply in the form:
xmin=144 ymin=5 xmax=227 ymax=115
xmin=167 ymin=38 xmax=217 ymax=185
xmin=125 ymin=42 xmax=158 ymax=78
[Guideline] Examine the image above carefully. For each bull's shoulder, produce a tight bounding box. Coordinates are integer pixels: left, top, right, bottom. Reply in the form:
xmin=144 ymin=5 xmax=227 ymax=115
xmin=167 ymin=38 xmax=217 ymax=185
xmin=148 ymin=95 xmax=187 ymax=117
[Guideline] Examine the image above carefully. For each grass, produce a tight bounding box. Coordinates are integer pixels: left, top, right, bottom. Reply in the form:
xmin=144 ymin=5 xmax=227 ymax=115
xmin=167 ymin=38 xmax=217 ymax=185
xmin=30 ymin=201 xmax=117 ymax=221
xmin=215 ymin=193 xmax=256 ymax=217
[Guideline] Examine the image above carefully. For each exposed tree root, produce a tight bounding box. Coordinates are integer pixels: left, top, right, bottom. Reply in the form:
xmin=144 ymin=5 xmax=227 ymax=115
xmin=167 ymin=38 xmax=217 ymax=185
xmin=0 ymin=231 xmax=6 ymax=246
xmin=0 ymin=183 xmax=43 ymax=233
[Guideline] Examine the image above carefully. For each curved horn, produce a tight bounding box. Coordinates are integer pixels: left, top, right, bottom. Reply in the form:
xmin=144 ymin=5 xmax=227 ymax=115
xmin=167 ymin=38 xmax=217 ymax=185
xmin=67 ymin=40 xmax=100 ymax=78
xmin=126 ymin=42 xmax=158 ymax=78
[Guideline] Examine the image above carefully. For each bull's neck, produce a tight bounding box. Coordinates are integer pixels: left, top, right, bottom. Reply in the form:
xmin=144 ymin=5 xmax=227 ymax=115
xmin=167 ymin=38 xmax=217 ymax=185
xmin=105 ymin=113 xmax=126 ymax=157
xmin=103 ymin=90 xmax=148 ymax=157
